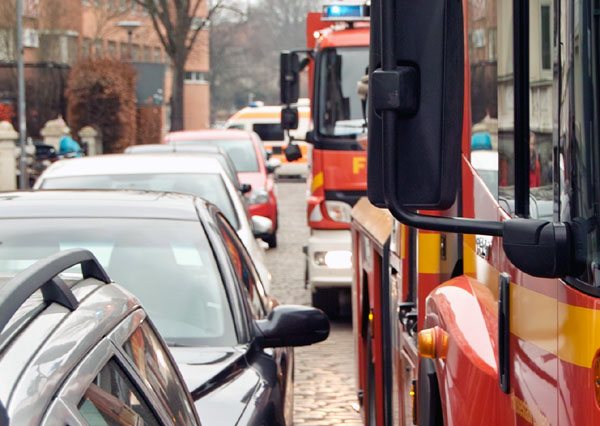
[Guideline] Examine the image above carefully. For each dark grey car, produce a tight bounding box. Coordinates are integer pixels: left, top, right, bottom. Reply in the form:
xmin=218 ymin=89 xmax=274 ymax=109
xmin=0 ymin=190 xmax=329 ymax=425
xmin=0 ymin=249 xmax=202 ymax=426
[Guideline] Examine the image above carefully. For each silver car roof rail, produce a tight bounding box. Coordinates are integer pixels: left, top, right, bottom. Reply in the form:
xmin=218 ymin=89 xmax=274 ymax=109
xmin=0 ymin=248 xmax=111 ymax=335
xmin=0 ymin=402 xmax=7 ymax=426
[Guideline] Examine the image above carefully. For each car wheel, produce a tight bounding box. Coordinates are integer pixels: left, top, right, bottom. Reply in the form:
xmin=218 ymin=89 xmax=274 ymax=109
xmin=264 ymin=232 xmax=277 ymax=248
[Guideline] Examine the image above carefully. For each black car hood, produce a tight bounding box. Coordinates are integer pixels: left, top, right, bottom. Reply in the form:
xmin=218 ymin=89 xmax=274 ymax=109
xmin=171 ymin=345 xmax=260 ymax=426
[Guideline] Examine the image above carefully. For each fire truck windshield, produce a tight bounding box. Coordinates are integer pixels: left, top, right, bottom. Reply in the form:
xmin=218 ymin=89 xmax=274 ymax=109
xmin=317 ymin=46 xmax=369 ymax=138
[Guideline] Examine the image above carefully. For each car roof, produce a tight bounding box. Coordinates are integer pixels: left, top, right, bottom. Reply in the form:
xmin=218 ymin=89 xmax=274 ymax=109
xmin=38 ymin=154 xmax=226 ymax=179
xmin=125 ymin=143 xmax=228 ymax=155
xmin=165 ymin=129 xmax=254 ymax=141
xmin=0 ymin=251 xmax=140 ymax=421
xmin=0 ymin=190 xmax=207 ymax=220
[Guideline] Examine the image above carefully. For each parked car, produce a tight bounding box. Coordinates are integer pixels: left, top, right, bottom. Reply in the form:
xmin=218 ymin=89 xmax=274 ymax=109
xmin=34 ymin=154 xmax=273 ymax=292
xmin=164 ymin=129 xmax=280 ymax=248
xmin=0 ymin=248 xmax=202 ymax=425
xmin=124 ymin=143 xmax=251 ymax=196
xmin=0 ymin=190 xmax=329 ymax=426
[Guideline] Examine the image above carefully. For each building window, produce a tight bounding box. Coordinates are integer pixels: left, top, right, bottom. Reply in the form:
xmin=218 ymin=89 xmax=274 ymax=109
xmin=94 ymin=39 xmax=103 ymax=58
xmin=488 ymin=28 xmax=497 ymax=61
xmin=131 ymin=44 xmax=140 ymax=61
xmin=119 ymin=0 xmax=127 ymax=11
xmin=153 ymin=46 xmax=161 ymax=62
xmin=185 ymin=71 xmax=206 ymax=82
xmin=541 ymin=5 xmax=551 ymax=70
xmin=143 ymin=45 xmax=151 ymax=61
xmin=82 ymin=37 xmax=91 ymax=58
xmin=120 ymin=42 xmax=128 ymax=59
xmin=471 ymin=28 xmax=485 ymax=49
xmin=108 ymin=40 xmax=117 ymax=57
xmin=94 ymin=0 xmax=102 ymax=7
xmin=0 ymin=29 xmax=15 ymax=61
xmin=23 ymin=28 xmax=39 ymax=48
xmin=106 ymin=0 xmax=115 ymax=9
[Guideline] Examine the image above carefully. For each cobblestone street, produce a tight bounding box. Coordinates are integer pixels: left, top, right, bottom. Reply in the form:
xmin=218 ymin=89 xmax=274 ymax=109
xmin=264 ymin=181 xmax=362 ymax=425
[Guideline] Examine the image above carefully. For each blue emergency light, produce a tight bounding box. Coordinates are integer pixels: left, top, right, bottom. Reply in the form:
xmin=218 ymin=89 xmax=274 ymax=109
xmin=322 ymin=2 xmax=370 ymax=21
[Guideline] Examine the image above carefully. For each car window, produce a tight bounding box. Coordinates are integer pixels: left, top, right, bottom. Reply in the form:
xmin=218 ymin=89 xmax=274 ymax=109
xmin=175 ymin=140 xmax=259 ymax=172
xmin=41 ymin=173 xmax=240 ymax=229
xmin=78 ymin=358 xmax=161 ymax=426
xmin=0 ymin=218 xmax=237 ymax=347
xmin=123 ymin=321 xmax=197 ymax=425
xmin=215 ymin=213 xmax=267 ymax=318
xmin=253 ymin=123 xmax=284 ymax=141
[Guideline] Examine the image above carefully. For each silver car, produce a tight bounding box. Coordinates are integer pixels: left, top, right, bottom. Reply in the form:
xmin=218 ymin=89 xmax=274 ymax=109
xmin=0 ymin=249 xmax=202 ymax=426
xmin=34 ymin=154 xmax=273 ymax=292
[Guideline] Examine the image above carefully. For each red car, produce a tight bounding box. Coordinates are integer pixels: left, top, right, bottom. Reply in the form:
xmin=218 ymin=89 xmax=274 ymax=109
xmin=164 ymin=129 xmax=280 ymax=247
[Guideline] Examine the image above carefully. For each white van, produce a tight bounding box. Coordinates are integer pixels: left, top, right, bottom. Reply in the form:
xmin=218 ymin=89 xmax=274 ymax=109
xmin=225 ymin=100 xmax=311 ymax=178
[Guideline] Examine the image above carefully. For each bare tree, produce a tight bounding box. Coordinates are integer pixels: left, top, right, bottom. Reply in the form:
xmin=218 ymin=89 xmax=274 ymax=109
xmin=135 ymin=0 xmax=240 ymax=130
xmin=209 ymin=0 xmax=321 ymax=122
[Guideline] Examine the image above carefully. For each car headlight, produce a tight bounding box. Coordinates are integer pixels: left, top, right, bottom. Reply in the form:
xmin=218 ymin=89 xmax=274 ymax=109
xmin=314 ymin=250 xmax=352 ymax=269
xmin=324 ymin=201 xmax=352 ymax=223
xmin=248 ymin=188 xmax=270 ymax=205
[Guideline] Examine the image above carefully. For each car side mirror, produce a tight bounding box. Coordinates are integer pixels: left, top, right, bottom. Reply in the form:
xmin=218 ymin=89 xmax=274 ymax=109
xmin=240 ymin=183 xmax=252 ymax=194
xmin=251 ymin=216 xmax=273 ymax=238
xmin=284 ymin=143 xmax=302 ymax=162
xmin=266 ymin=158 xmax=281 ymax=173
xmin=280 ymin=51 xmax=300 ymax=105
xmin=253 ymin=305 xmax=330 ymax=348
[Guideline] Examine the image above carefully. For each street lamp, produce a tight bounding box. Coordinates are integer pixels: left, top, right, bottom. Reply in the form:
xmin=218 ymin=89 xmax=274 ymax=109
xmin=16 ymin=0 xmax=27 ymax=188
xmin=116 ymin=20 xmax=142 ymax=61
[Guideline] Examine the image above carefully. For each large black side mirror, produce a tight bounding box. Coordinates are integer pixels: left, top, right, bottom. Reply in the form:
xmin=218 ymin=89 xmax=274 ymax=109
xmin=364 ymin=0 xmax=576 ymax=280
xmin=280 ymin=51 xmax=300 ymax=105
xmin=368 ymin=0 xmax=464 ymax=210
xmin=253 ymin=305 xmax=330 ymax=348
xmin=281 ymin=106 xmax=299 ymax=130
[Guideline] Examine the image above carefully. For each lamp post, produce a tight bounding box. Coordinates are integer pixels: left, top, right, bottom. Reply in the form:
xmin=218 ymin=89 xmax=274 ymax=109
xmin=116 ymin=21 xmax=141 ymax=61
xmin=16 ymin=0 xmax=27 ymax=188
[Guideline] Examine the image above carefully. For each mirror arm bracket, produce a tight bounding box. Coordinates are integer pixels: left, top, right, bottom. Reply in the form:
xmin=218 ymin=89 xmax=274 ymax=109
xmin=372 ymin=67 xmax=419 ymax=116
xmin=386 ymin=196 xmax=504 ymax=236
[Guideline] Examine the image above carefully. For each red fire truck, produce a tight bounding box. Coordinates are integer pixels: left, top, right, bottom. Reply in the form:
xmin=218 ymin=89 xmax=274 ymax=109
xmin=352 ymin=0 xmax=600 ymax=423
xmin=280 ymin=2 xmax=370 ymax=316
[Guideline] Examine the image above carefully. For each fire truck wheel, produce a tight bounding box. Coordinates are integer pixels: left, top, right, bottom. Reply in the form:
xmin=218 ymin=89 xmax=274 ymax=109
xmin=418 ymin=358 xmax=444 ymax=426
xmin=264 ymin=233 xmax=277 ymax=248
xmin=311 ymin=288 xmax=340 ymax=319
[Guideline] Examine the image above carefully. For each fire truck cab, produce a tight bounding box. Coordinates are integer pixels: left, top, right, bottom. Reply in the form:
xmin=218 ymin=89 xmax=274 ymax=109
xmin=280 ymin=2 xmax=370 ymax=317
xmin=352 ymin=0 xmax=600 ymax=423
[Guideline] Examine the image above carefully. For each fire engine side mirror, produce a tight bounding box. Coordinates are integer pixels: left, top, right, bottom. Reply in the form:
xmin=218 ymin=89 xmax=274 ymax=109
xmin=365 ymin=0 xmax=504 ymax=239
xmin=367 ymin=0 xmax=464 ymax=210
xmin=280 ymin=51 xmax=300 ymax=106
xmin=281 ymin=106 xmax=299 ymax=130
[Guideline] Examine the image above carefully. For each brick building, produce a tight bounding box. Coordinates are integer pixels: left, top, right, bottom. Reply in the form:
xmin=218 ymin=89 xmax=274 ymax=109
xmin=0 ymin=0 xmax=209 ymax=133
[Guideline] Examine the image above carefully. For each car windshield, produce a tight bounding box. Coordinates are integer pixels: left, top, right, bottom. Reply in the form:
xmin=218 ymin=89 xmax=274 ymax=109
xmin=41 ymin=173 xmax=239 ymax=229
xmin=318 ymin=46 xmax=369 ymax=137
xmin=253 ymin=123 xmax=284 ymax=141
xmin=0 ymin=218 xmax=237 ymax=347
xmin=174 ymin=139 xmax=259 ymax=172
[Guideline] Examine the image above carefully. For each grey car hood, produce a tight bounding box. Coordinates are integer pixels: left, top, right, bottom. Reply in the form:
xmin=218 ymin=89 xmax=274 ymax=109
xmin=171 ymin=345 xmax=261 ymax=426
